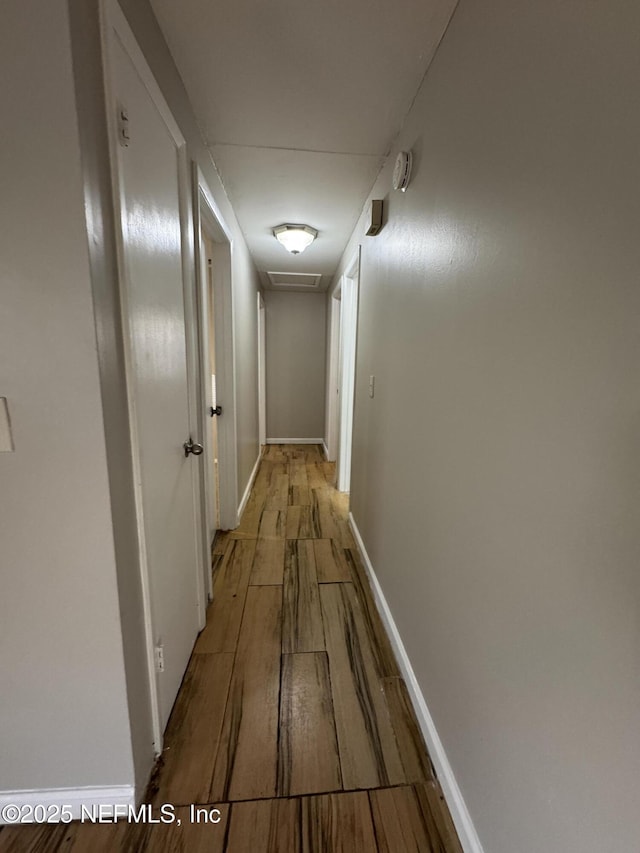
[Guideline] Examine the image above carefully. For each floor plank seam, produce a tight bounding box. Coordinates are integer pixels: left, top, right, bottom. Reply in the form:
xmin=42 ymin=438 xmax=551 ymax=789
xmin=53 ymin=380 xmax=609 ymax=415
xmin=274 ymin=614 xmax=286 ymax=797
xmin=205 ymin=542 xmax=255 ymax=801
xmin=323 ymin=651 xmax=345 ymax=794
xmin=163 ymin=779 xmax=438 ymax=809
xmin=205 ymin=657 xmax=236 ymax=803
xmin=367 ymin=789 xmax=383 ymax=853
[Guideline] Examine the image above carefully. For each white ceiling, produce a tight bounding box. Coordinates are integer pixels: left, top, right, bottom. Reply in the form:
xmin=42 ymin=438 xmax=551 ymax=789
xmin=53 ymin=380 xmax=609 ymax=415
xmin=150 ymin=0 xmax=458 ymax=291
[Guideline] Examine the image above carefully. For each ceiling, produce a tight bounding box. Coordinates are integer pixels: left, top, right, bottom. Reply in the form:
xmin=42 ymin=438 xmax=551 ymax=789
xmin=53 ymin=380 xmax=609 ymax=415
xmin=150 ymin=0 xmax=458 ymax=291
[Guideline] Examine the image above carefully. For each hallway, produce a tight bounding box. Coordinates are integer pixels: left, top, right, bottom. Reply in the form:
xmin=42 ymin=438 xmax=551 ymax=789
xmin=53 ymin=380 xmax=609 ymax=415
xmin=0 ymin=445 xmax=460 ymax=852
xmin=4 ymin=1 xmax=640 ymax=849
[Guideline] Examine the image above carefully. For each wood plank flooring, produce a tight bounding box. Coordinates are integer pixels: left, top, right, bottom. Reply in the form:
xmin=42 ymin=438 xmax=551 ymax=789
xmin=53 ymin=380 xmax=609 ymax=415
xmin=1 ymin=444 xmax=461 ymax=853
xmin=283 ymin=540 xmax=325 ymax=654
xmin=278 ymin=652 xmax=342 ymax=797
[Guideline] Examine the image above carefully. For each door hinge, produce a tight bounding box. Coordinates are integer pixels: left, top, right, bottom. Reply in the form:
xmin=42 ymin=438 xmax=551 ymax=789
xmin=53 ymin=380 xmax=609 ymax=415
xmin=117 ymin=103 xmax=130 ymax=148
xmin=154 ymin=644 xmax=165 ymax=673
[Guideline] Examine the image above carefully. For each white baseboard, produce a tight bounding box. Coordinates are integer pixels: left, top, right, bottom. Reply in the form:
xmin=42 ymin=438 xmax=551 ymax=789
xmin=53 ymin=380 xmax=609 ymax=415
xmin=237 ymin=451 xmax=261 ymax=519
xmin=0 ymin=785 xmax=135 ymax=824
xmin=266 ymin=438 xmax=324 ymax=445
xmin=321 ymin=440 xmax=329 ymax=459
xmin=348 ymin=513 xmax=485 ymax=853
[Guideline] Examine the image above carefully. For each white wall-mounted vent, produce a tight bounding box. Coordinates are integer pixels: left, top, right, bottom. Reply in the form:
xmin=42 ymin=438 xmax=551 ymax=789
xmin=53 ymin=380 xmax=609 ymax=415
xmin=266 ymin=271 xmax=323 ymax=290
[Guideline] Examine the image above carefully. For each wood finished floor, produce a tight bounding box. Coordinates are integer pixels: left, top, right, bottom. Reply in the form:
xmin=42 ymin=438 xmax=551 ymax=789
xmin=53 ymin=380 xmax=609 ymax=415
xmin=0 ymin=445 xmax=461 ymax=853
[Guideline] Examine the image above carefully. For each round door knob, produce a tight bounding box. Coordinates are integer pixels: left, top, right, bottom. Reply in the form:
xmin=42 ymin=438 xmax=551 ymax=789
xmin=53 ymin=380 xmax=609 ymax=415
xmin=184 ymin=438 xmax=204 ymax=457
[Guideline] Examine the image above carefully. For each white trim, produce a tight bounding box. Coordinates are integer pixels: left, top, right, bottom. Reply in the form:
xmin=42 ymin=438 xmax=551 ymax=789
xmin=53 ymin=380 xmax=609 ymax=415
xmin=195 ymin=168 xmax=233 ymax=245
xmin=266 ymin=438 xmax=324 ymax=445
xmin=0 ymin=786 xmax=135 ymax=824
xmin=237 ymin=451 xmax=262 ymax=520
xmin=348 ymin=513 xmax=485 ymax=853
xmin=192 ymin=167 xmax=215 ymax=604
xmin=105 ymin=2 xmax=182 ymax=146
xmin=197 ymin=170 xmax=238 ymax=531
xmin=180 ymin=158 xmax=207 ymax=636
xmin=322 ymin=440 xmax=329 ymax=459
xmin=337 ymin=249 xmax=360 ymax=492
xmin=325 ymin=293 xmax=341 ymax=462
xmin=258 ymin=293 xmax=267 ymax=447
xmin=101 ymin=0 xmax=172 ymax=752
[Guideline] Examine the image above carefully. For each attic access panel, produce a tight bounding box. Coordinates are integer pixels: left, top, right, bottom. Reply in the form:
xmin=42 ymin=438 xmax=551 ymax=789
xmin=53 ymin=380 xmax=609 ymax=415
xmin=266 ymin=271 xmax=323 ymax=290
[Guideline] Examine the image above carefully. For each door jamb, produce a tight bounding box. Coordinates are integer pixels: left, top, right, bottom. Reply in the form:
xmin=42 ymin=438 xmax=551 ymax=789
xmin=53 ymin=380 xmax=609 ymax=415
xmin=192 ymin=168 xmax=215 ymax=603
xmin=337 ymin=248 xmax=361 ymax=493
xmin=326 ymin=289 xmax=341 ymax=461
xmin=258 ymin=292 xmax=267 ymax=447
xmin=195 ymin=169 xmax=239 ymax=533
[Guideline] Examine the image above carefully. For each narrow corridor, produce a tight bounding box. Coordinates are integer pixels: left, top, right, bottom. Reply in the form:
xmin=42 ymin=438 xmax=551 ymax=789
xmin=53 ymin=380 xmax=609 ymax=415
xmin=0 ymin=445 xmax=461 ymax=852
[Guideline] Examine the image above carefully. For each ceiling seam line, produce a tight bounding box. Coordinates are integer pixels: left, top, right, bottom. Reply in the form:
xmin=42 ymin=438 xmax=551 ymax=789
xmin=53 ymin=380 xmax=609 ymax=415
xmin=382 ymin=0 xmax=463 ymax=158
xmin=206 ymin=143 xmax=383 ymax=158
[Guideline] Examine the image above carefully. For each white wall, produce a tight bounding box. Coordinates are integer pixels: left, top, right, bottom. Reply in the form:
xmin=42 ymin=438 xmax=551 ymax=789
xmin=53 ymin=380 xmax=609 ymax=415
xmin=0 ymin=0 xmax=134 ymax=792
xmin=232 ymin=247 xmax=261 ymax=489
xmin=265 ymin=292 xmax=326 ymax=440
xmin=335 ymin=1 xmax=640 ymax=851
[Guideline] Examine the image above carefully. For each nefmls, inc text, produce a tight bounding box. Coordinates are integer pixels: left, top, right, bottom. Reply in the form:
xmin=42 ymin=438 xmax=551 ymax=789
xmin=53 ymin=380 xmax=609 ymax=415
xmin=79 ymin=804 xmax=222 ymax=824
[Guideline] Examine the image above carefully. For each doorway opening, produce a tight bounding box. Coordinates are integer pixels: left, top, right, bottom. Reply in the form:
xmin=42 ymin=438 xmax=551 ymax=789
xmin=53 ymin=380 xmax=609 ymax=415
xmin=194 ymin=172 xmax=239 ymax=561
xmin=203 ymin=231 xmax=221 ymax=534
xmin=328 ymin=249 xmax=360 ymax=493
xmin=326 ymin=289 xmax=341 ymax=463
xmin=258 ymin=292 xmax=267 ymax=448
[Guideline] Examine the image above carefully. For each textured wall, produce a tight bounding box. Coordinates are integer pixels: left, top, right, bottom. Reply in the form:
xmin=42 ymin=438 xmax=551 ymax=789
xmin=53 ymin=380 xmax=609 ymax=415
xmin=335 ymin=1 xmax=640 ymax=850
xmin=265 ymin=292 xmax=326 ymax=440
xmin=0 ymin=0 xmax=134 ymax=791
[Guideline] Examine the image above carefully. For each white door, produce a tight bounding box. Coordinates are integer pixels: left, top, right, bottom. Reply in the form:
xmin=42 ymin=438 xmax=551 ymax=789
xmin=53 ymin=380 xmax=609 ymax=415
xmin=110 ymin=25 xmax=202 ymax=732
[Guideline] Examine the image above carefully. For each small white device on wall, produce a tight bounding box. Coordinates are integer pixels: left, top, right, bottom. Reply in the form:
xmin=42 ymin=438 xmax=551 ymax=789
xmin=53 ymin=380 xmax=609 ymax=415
xmin=0 ymin=398 xmax=14 ymax=451
xmin=392 ymin=151 xmax=412 ymax=192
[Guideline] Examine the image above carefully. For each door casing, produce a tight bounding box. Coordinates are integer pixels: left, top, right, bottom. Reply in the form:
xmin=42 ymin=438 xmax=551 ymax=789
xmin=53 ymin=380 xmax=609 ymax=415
xmin=195 ymin=170 xmax=239 ymax=535
xmin=336 ymin=249 xmax=361 ymax=493
xmin=326 ymin=290 xmax=342 ymax=461
xmin=258 ymin=293 xmax=267 ymax=447
xmin=101 ymin=0 xmax=206 ymax=750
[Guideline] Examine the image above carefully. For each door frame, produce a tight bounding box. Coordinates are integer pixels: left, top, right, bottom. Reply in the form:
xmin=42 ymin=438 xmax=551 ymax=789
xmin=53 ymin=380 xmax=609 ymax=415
xmin=193 ymin=186 xmax=216 ymax=603
xmin=101 ymin=0 xmax=206 ymax=750
xmin=194 ymin=169 xmax=239 ymax=536
xmin=336 ymin=249 xmax=361 ymax=493
xmin=258 ymin=292 xmax=267 ymax=447
xmin=326 ymin=290 xmax=342 ymax=461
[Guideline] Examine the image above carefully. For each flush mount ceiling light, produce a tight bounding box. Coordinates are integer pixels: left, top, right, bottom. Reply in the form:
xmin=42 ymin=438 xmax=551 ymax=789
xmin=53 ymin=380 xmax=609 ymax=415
xmin=273 ymin=224 xmax=318 ymax=255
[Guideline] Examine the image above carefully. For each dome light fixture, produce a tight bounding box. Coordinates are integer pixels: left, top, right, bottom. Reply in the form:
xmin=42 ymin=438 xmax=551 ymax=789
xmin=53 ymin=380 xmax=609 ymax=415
xmin=273 ymin=223 xmax=318 ymax=255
